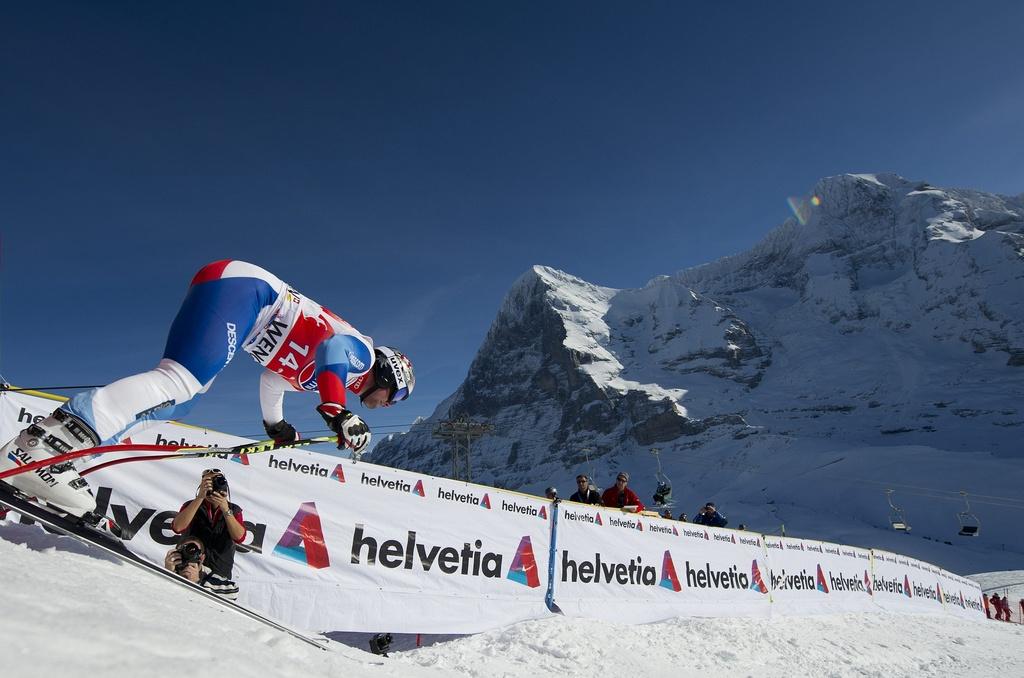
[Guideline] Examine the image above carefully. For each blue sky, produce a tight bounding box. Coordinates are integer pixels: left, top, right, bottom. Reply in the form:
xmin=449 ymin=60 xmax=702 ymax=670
xmin=2 ymin=1 xmax=1022 ymax=444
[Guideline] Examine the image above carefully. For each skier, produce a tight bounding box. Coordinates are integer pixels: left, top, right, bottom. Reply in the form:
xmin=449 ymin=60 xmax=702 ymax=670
xmin=0 ymin=260 xmax=414 ymax=521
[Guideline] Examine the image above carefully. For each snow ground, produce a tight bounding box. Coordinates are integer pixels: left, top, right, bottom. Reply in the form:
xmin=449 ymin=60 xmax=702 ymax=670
xmin=2 ymin=519 xmax=1022 ymax=678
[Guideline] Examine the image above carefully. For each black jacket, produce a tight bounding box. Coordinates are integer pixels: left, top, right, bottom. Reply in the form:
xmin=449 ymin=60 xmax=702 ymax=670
xmin=693 ymin=509 xmax=728 ymax=528
xmin=569 ymin=488 xmax=602 ymax=505
xmin=179 ymin=500 xmax=244 ymax=578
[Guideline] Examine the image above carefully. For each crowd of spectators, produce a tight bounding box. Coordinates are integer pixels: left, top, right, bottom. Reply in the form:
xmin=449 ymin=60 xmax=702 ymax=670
xmin=552 ymin=469 xmax=741 ymax=528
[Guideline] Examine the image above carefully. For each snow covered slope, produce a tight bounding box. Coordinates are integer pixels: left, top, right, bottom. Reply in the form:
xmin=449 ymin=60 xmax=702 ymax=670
xmin=372 ymin=174 xmax=1024 ymax=574
xmin=2 ymin=519 xmax=1022 ymax=678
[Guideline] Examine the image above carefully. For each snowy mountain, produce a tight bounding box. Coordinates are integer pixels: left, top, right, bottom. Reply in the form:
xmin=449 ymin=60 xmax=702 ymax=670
xmin=372 ymin=173 xmax=1024 ymax=573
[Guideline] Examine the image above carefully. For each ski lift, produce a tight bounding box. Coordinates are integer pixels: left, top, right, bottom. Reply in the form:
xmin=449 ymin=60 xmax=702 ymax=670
xmin=650 ymin=447 xmax=674 ymax=507
xmin=886 ymin=489 xmax=911 ymax=532
xmin=957 ymin=491 xmax=980 ymax=537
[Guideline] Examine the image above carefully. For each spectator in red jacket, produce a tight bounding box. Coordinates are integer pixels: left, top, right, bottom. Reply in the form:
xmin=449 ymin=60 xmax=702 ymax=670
xmin=601 ymin=471 xmax=645 ymax=512
xmin=990 ymin=593 xmax=1004 ymax=620
xmin=996 ymin=594 xmax=1013 ymax=621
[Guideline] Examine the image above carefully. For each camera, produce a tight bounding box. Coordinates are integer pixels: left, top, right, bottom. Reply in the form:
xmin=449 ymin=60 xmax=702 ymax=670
xmin=368 ymin=632 xmax=393 ymax=657
xmin=175 ymin=541 xmax=203 ymax=573
xmin=209 ymin=474 xmax=229 ymax=495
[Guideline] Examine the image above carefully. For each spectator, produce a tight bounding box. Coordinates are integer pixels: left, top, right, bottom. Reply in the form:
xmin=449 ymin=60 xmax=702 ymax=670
xmin=569 ymin=475 xmax=602 ymax=505
xmin=545 ymin=487 xmax=558 ymax=501
xmin=996 ymin=594 xmax=1012 ymax=621
xmin=692 ymin=502 xmax=728 ymax=528
xmin=737 ymin=523 xmax=747 ymax=531
xmin=983 ymin=593 xmax=992 ymax=619
xmin=163 ymin=536 xmax=206 ymax=583
xmin=678 ymin=512 xmax=688 ymax=522
xmin=171 ymin=469 xmax=245 ymax=599
xmin=990 ymin=593 xmax=1003 ymax=620
xmin=661 ymin=509 xmax=674 ymax=519
xmin=601 ymin=471 xmax=645 ymax=513
xmin=163 ymin=536 xmax=239 ymax=600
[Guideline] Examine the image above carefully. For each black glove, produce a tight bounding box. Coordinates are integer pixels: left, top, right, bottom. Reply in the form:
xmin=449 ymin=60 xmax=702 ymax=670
xmin=264 ymin=420 xmax=299 ymax=444
xmin=316 ymin=403 xmax=371 ymax=454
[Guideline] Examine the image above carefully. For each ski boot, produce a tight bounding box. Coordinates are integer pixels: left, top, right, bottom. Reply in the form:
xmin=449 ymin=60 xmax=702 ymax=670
xmin=0 ymin=409 xmax=102 ymax=520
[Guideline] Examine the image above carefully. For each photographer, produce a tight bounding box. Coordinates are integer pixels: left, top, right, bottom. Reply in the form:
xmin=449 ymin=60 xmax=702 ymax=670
xmin=171 ymin=469 xmax=246 ymax=598
xmin=163 ymin=537 xmax=206 ymax=583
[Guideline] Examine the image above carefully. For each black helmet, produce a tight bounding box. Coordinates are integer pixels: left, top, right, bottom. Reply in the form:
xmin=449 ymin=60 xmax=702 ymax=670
xmin=371 ymin=346 xmax=415 ymax=403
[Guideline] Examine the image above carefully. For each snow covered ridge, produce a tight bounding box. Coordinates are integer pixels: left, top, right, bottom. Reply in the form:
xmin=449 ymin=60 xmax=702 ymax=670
xmin=371 ymin=173 xmax=1023 ymax=576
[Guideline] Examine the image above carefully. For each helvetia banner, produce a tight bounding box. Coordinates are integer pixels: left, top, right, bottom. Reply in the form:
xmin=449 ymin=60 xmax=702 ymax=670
xmin=935 ymin=566 xmax=986 ymax=620
xmin=869 ymin=549 xmax=946 ymax=614
xmin=0 ymin=390 xmax=990 ymax=631
xmin=1 ymin=390 xmax=552 ymax=633
xmin=554 ymin=503 xmax=772 ymax=622
xmin=763 ymin=536 xmax=875 ymax=615
xmin=94 ymin=451 xmax=553 ymax=634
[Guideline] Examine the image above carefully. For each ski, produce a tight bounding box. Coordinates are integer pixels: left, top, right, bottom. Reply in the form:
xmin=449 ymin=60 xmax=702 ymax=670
xmin=0 ymin=435 xmax=340 ymax=482
xmin=0 ymin=485 xmax=327 ymax=652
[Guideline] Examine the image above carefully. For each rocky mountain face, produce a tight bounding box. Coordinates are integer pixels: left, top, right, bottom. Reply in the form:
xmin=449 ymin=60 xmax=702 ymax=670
xmin=371 ymin=174 xmax=1024 ymax=571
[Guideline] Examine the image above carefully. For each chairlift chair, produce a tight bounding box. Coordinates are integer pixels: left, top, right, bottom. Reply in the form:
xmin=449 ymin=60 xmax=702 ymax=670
xmin=886 ymin=489 xmax=911 ymax=532
xmin=650 ymin=447 xmax=674 ymax=507
xmin=957 ymin=491 xmax=980 ymax=537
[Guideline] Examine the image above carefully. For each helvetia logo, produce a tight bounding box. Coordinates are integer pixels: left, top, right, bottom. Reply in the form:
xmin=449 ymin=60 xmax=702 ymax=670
xmin=507 ymin=536 xmax=540 ymax=588
xmin=561 ymin=551 xmax=657 ymax=586
xmin=672 ymin=525 xmax=679 ymax=536
xmin=269 ymin=454 xmax=333 ymax=478
xmin=770 ymin=567 xmax=816 ymax=591
xmin=816 ymin=564 xmax=830 ymax=594
xmin=360 ymin=472 xmax=422 ymax=495
xmin=330 ymin=464 xmax=345 ymax=483
xmin=595 ymin=513 xmax=603 ymax=526
xmin=436 ymin=487 xmax=489 ymax=507
xmin=864 ymin=570 xmax=873 ymax=595
xmin=680 ymin=527 xmax=710 ymax=540
xmin=608 ymin=516 xmax=641 ymax=530
xmin=660 ymin=550 xmax=681 ymax=592
xmin=750 ymin=560 xmax=769 ymax=594
xmin=272 ymin=502 xmax=330 ymax=569
xmin=231 ymin=453 xmax=250 ymax=465
xmin=826 ymin=570 xmax=867 ymax=594
xmin=872 ymin=574 xmax=909 ymax=596
xmin=685 ymin=561 xmax=750 ymax=590
xmin=349 ymin=525 xmax=524 ymax=583
xmin=912 ymin=581 xmax=940 ymax=603
xmin=500 ymin=499 xmax=544 ymax=519
xmin=649 ymin=522 xmax=674 ymax=535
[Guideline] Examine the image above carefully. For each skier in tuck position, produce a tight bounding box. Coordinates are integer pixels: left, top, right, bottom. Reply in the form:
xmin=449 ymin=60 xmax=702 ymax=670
xmin=0 ymin=259 xmax=415 ymax=522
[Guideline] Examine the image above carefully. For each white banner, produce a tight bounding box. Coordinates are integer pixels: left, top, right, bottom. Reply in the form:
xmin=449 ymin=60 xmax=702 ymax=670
xmin=92 ymin=453 xmax=553 ymax=634
xmin=0 ymin=390 xmax=990 ymax=633
xmin=869 ymin=549 xmax=945 ymax=615
xmin=935 ymin=566 xmax=987 ymax=620
xmin=763 ymin=537 xmax=876 ymax=616
xmin=554 ymin=503 xmax=771 ymax=622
